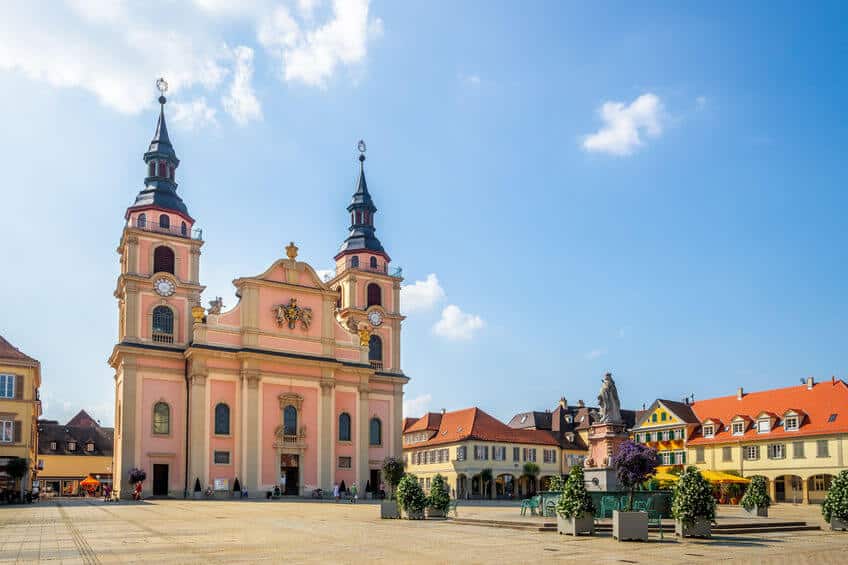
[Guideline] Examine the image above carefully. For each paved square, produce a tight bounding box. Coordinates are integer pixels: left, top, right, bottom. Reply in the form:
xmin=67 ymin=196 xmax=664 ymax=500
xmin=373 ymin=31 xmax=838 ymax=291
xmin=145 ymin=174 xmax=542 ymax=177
xmin=0 ymin=500 xmax=845 ymax=563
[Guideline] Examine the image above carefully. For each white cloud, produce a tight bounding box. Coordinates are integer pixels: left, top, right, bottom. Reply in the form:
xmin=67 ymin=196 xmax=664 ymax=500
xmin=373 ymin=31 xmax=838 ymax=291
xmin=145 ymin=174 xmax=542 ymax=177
xmin=171 ymin=97 xmax=219 ymax=130
xmin=259 ymin=0 xmax=382 ymax=87
xmin=222 ymin=46 xmax=262 ymax=124
xmin=461 ymin=73 xmax=481 ymax=87
xmin=433 ymin=305 xmax=484 ymax=340
xmin=316 ymin=268 xmax=335 ymax=282
xmin=582 ymin=93 xmax=664 ymax=156
xmin=401 ymin=274 xmax=446 ymax=313
xmin=403 ymin=393 xmax=432 ymax=418
xmin=696 ymin=95 xmax=707 ymax=110
xmin=585 ymin=348 xmax=607 ymax=360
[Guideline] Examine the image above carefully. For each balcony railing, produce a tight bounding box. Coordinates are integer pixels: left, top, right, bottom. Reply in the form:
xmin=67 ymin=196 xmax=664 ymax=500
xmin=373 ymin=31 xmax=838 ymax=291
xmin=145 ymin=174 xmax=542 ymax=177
xmin=152 ymin=332 xmax=174 ymax=344
xmin=337 ymin=261 xmax=402 ymax=278
xmin=272 ymin=426 xmax=307 ymax=449
xmin=129 ymin=218 xmax=203 ymax=240
xmin=370 ymin=360 xmax=384 ymax=370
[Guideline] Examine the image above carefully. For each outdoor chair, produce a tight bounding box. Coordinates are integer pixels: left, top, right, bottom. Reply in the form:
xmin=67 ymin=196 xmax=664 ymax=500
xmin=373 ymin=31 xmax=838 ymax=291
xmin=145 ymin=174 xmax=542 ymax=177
xmin=448 ymin=499 xmax=459 ymax=518
xmin=520 ymin=495 xmax=540 ymax=516
xmin=645 ymin=496 xmax=663 ymax=539
xmin=632 ymin=499 xmax=648 ymax=512
xmin=599 ymin=495 xmax=619 ymax=518
xmin=543 ymin=499 xmax=557 ymax=517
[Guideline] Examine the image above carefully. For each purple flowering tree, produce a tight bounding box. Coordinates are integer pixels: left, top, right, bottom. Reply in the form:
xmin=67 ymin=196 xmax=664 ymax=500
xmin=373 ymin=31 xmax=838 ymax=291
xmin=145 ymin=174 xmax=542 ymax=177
xmin=610 ymin=440 xmax=658 ymax=511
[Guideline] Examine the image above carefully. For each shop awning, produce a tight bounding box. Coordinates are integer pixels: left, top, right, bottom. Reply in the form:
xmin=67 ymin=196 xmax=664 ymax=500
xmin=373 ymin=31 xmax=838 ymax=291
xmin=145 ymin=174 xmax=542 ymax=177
xmin=652 ymin=471 xmax=679 ymax=483
xmin=701 ymin=470 xmax=750 ymax=484
xmin=80 ymin=475 xmax=100 ymax=487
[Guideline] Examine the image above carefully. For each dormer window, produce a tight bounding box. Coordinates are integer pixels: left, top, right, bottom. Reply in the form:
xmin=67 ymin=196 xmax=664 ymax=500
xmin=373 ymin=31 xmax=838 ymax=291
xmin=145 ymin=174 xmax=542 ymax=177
xmin=757 ymin=418 xmax=771 ymax=434
xmin=731 ymin=421 xmax=745 ymax=436
xmin=703 ymin=425 xmax=714 ymax=438
xmin=50 ymin=441 xmax=57 ymax=450
xmin=85 ymin=442 xmax=94 ymax=452
xmin=784 ymin=415 xmax=799 ymax=431
xmin=67 ymin=441 xmax=76 ymax=451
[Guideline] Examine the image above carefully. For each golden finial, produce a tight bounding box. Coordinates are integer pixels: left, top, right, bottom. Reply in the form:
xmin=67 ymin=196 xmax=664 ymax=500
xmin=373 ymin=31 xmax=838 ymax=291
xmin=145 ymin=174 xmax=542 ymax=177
xmin=286 ymin=241 xmax=299 ymax=260
xmin=191 ymin=305 xmax=205 ymax=324
xmin=358 ymin=325 xmax=371 ymax=347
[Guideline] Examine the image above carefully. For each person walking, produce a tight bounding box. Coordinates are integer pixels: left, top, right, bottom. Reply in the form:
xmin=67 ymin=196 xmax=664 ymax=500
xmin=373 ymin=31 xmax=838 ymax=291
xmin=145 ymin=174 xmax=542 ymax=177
xmin=333 ymin=483 xmax=340 ymax=502
xmin=103 ymin=484 xmax=111 ymax=502
xmin=350 ymin=482 xmax=358 ymax=504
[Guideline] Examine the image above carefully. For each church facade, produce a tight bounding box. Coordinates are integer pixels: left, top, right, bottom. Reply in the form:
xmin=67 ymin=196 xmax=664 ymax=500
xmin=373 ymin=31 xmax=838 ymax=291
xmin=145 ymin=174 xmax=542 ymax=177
xmin=110 ymin=90 xmax=408 ymax=498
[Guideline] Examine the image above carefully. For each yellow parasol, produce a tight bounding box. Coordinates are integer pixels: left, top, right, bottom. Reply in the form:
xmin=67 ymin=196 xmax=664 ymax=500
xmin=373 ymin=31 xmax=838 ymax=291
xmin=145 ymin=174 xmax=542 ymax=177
xmin=652 ymin=471 xmax=680 ymax=483
xmin=700 ymin=470 xmax=750 ymax=484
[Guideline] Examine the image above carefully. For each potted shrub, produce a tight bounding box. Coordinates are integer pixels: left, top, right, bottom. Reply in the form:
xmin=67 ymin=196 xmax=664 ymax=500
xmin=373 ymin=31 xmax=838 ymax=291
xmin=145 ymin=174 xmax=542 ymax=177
xmin=822 ymin=470 xmax=848 ymax=531
xmin=672 ymin=466 xmax=716 ymax=538
xmin=396 ymin=474 xmax=426 ymax=519
xmin=193 ymin=478 xmax=202 ymax=499
xmin=740 ymin=476 xmax=770 ymax=517
xmin=609 ymin=440 xmax=657 ymax=541
xmin=556 ymin=465 xmax=595 ymax=536
xmin=380 ymin=456 xmax=405 ymax=519
xmin=427 ymin=474 xmax=450 ymax=518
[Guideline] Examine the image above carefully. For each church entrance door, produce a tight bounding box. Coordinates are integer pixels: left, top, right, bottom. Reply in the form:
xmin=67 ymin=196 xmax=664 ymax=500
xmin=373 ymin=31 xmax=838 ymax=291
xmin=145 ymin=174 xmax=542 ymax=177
xmin=280 ymin=454 xmax=299 ymax=495
xmin=152 ymin=464 xmax=168 ymax=496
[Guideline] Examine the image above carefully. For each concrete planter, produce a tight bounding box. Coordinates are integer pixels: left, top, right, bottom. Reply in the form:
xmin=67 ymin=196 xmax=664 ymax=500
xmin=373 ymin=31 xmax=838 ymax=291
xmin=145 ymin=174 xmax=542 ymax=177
xmin=832 ymin=517 xmax=848 ymax=531
xmin=744 ymin=505 xmax=768 ymax=518
xmin=426 ymin=507 xmax=446 ymax=519
xmin=380 ymin=500 xmax=400 ymax=519
xmin=557 ymin=513 xmax=595 ymax=536
xmin=405 ymin=508 xmax=425 ymax=520
xmin=612 ymin=510 xmax=648 ymax=541
xmin=675 ymin=517 xmax=712 ymax=538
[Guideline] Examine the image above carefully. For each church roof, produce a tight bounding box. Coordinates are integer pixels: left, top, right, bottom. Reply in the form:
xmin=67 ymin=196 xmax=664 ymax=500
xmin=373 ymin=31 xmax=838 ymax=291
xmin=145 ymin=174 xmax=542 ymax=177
xmin=336 ymin=152 xmax=386 ymax=258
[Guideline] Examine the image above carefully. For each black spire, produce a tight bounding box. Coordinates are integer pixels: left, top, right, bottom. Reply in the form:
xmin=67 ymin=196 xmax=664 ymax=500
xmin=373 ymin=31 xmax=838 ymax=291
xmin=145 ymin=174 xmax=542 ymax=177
xmin=127 ymin=79 xmax=190 ymax=219
xmin=336 ymin=140 xmax=386 ymax=258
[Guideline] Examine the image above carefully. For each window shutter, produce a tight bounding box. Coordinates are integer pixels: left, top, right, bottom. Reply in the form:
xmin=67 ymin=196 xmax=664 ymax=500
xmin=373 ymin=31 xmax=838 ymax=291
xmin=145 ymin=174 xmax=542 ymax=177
xmin=15 ymin=375 xmax=23 ymax=399
xmin=13 ymin=421 xmax=22 ymax=443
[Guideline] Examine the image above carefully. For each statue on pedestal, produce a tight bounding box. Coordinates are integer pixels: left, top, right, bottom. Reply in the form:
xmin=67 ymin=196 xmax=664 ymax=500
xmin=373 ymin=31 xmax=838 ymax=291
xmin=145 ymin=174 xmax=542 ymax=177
xmin=597 ymin=372 xmax=622 ymax=425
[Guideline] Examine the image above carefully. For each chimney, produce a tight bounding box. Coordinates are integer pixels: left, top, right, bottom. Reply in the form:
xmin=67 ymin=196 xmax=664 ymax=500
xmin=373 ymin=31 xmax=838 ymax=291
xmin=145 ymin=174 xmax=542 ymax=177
xmin=577 ymin=399 xmax=585 ymax=408
xmin=737 ymin=387 xmax=744 ymax=400
xmin=440 ymin=408 xmax=446 ymax=415
xmin=559 ymin=397 xmax=567 ymax=409
xmin=806 ymin=376 xmax=814 ymax=390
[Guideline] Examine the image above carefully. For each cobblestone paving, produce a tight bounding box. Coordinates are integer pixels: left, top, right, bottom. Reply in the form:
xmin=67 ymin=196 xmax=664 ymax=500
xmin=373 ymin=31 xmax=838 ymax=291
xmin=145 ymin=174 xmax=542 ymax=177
xmin=1 ymin=499 xmax=846 ymax=563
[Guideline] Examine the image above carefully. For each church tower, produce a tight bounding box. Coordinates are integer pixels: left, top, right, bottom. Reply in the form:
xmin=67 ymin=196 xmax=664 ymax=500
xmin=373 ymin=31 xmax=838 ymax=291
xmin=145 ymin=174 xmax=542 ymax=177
xmin=110 ymin=80 xmax=204 ymax=497
xmin=332 ymin=141 xmax=405 ymax=374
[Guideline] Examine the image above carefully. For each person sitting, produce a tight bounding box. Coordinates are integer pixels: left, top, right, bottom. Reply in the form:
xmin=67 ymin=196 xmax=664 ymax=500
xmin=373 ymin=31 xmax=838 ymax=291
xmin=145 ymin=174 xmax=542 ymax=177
xmin=273 ymin=485 xmax=281 ymax=498
xmin=204 ymin=485 xmax=214 ymax=497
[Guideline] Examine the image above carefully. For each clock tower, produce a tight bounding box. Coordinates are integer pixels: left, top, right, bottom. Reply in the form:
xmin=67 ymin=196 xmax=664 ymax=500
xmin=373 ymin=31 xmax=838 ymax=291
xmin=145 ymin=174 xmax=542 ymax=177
xmin=110 ymin=80 xmax=204 ymax=497
xmin=331 ymin=141 xmax=405 ymax=374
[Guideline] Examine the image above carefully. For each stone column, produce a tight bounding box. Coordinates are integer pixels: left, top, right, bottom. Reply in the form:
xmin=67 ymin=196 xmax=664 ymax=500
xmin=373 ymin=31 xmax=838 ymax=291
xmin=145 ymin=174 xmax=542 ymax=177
xmin=188 ymin=370 xmax=208 ymax=490
xmin=124 ymin=284 xmax=140 ymax=341
xmin=768 ymin=478 xmax=777 ymax=502
xmin=243 ymin=369 xmax=262 ymax=492
xmin=319 ymin=373 xmax=335 ymax=490
xmin=357 ymin=381 xmax=370 ymax=490
xmin=802 ymin=478 xmax=810 ymax=504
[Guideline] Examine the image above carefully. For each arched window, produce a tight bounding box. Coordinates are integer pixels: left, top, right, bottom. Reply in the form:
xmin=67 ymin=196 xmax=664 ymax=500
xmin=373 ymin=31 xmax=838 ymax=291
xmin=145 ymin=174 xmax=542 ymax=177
xmin=369 ymin=417 xmax=382 ymax=446
xmin=284 ymin=405 xmax=298 ymax=435
xmin=138 ymin=213 xmax=147 ymax=228
xmin=369 ymin=256 xmax=378 ymax=269
xmin=338 ymin=412 xmax=351 ymax=442
xmin=148 ymin=162 xmax=155 ymax=177
xmin=152 ymin=306 xmax=174 ymax=343
xmin=369 ymin=334 xmax=382 ymax=363
xmin=153 ymin=402 xmax=170 ymax=434
xmin=159 ymin=214 xmax=170 ymax=229
xmin=214 ymin=403 xmax=230 ymax=435
xmin=367 ymin=283 xmax=382 ymax=307
xmin=169 ymin=165 xmax=175 ymax=180
xmin=180 ymin=221 xmax=187 ymax=236
xmin=350 ymin=256 xmax=359 ymax=268
xmin=153 ymin=246 xmax=175 ymax=274
xmin=160 ymin=161 xmax=168 ymax=176
xmin=335 ymin=287 xmax=342 ymax=309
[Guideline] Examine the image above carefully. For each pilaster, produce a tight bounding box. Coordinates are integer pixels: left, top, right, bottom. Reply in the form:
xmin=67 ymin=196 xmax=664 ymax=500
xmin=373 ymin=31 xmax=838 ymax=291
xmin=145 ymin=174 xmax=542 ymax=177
xmin=188 ymin=366 xmax=208 ymax=489
xmin=126 ymin=235 xmax=139 ymax=274
xmin=189 ymin=246 xmax=201 ymax=284
xmin=319 ymin=370 xmax=335 ymax=490
xmin=357 ymin=380 xmax=370 ymax=488
xmin=243 ymin=367 xmax=262 ymax=491
xmin=392 ymin=384 xmax=404 ymax=458
xmin=117 ymin=357 xmax=138 ymax=498
xmin=124 ymin=283 xmax=140 ymax=341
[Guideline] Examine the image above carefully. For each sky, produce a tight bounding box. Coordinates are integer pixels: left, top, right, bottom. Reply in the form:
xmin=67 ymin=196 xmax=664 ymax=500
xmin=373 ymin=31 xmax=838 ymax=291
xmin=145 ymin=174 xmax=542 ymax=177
xmin=1 ymin=1 xmax=846 ymax=427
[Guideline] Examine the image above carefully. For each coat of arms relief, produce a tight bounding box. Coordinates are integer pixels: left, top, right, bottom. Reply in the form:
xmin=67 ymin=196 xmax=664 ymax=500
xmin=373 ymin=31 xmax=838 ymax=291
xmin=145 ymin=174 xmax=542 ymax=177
xmin=272 ymin=298 xmax=313 ymax=330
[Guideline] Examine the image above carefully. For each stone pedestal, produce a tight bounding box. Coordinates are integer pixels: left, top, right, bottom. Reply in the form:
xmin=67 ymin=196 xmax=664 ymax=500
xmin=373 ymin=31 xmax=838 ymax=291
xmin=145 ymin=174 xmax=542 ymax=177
xmin=584 ymin=421 xmax=629 ymax=492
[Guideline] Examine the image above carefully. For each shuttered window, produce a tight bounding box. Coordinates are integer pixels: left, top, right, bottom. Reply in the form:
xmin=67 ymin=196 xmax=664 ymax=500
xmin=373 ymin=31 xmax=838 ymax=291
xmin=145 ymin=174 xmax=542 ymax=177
xmin=0 ymin=420 xmax=13 ymax=443
xmin=0 ymin=374 xmax=15 ymax=398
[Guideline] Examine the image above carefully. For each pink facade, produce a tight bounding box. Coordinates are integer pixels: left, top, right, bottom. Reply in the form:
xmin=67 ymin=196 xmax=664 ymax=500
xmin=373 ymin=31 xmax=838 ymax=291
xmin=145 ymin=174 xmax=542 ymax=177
xmin=111 ymin=98 xmax=408 ymax=498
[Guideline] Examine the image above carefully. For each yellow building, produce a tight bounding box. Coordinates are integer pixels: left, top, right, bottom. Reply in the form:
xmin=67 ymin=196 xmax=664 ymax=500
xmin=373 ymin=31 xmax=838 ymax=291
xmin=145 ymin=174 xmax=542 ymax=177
xmin=37 ymin=410 xmax=114 ymax=497
xmin=631 ymin=399 xmax=701 ymax=467
xmin=686 ymin=378 xmax=848 ymax=503
xmin=403 ymin=408 xmax=561 ymax=499
xmin=0 ymin=335 xmax=41 ymax=496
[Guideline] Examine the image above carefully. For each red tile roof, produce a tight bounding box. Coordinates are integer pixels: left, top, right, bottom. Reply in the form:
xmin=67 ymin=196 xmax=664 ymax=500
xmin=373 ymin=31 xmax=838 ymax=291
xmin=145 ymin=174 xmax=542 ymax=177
xmin=688 ymin=379 xmax=848 ymax=445
xmin=404 ymin=407 xmax=559 ymax=448
xmin=405 ymin=412 xmax=443 ymax=433
xmin=402 ymin=418 xmax=418 ymax=433
xmin=0 ymin=335 xmax=38 ymax=364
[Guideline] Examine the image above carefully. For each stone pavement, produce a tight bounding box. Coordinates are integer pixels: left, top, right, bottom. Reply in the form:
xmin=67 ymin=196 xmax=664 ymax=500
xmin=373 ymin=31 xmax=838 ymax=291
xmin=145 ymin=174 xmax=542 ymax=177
xmin=0 ymin=499 xmax=846 ymax=564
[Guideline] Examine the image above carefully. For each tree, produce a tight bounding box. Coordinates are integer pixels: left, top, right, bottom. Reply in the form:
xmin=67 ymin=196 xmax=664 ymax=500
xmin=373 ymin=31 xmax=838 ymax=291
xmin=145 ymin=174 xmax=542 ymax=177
xmin=740 ymin=476 xmax=770 ymax=511
xmin=6 ymin=457 xmax=28 ymax=501
xmin=610 ymin=440 xmax=657 ymax=511
xmin=428 ymin=474 xmax=450 ymax=513
xmin=822 ymin=470 xmax=848 ymax=524
xmin=556 ymin=465 xmax=595 ymax=519
xmin=381 ymin=456 xmax=405 ymax=500
xmin=128 ymin=468 xmax=147 ymax=484
xmin=522 ymin=462 xmax=540 ymax=493
xmin=671 ymin=466 xmax=716 ymax=525
xmin=479 ymin=468 xmax=493 ymax=498
xmin=396 ymin=474 xmax=427 ymax=518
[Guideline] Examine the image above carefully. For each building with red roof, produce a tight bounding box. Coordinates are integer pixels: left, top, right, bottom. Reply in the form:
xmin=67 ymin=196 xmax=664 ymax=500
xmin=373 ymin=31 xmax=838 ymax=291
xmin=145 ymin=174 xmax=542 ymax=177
xmin=685 ymin=376 xmax=848 ymax=503
xmin=402 ymin=407 xmax=560 ymax=499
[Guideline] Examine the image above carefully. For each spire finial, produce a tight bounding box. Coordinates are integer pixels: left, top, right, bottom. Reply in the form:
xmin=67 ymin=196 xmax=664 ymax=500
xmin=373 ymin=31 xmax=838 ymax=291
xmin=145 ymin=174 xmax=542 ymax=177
xmin=156 ymin=77 xmax=169 ymax=105
xmin=357 ymin=139 xmax=366 ymax=163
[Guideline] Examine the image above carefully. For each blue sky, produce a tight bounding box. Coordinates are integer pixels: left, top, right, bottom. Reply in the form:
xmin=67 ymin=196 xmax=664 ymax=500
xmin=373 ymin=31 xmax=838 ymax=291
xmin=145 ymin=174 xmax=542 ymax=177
xmin=1 ymin=1 xmax=845 ymax=426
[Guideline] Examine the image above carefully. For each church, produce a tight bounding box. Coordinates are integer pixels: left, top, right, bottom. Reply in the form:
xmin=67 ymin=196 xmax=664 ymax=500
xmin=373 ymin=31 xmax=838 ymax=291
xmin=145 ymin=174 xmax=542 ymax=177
xmin=110 ymin=87 xmax=408 ymax=498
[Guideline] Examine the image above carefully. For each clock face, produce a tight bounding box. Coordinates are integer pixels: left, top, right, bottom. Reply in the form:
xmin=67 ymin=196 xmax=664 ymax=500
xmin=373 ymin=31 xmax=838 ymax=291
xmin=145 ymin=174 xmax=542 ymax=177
xmin=367 ymin=310 xmax=383 ymax=327
xmin=154 ymin=278 xmax=176 ymax=297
